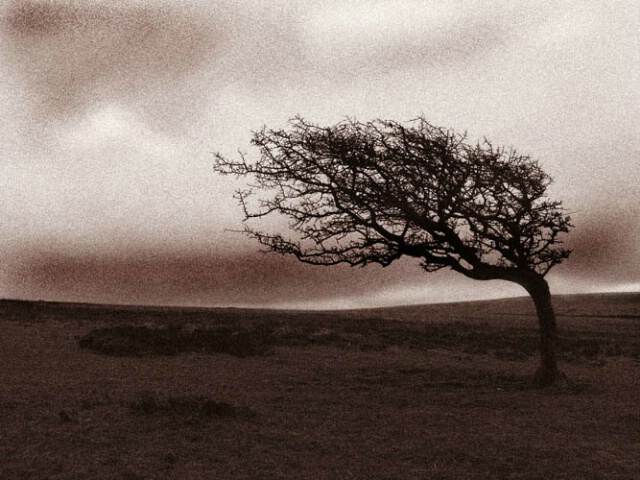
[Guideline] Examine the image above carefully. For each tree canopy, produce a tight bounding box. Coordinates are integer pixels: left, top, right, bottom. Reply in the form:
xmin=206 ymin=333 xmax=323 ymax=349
xmin=214 ymin=117 xmax=572 ymax=287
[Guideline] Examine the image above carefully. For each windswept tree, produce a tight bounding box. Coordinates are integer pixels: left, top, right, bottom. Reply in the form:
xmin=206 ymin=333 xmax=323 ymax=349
xmin=213 ymin=117 xmax=572 ymax=386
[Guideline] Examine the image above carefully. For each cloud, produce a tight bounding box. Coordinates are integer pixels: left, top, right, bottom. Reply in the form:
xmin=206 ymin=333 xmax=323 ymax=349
xmin=300 ymin=1 xmax=509 ymax=72
xmin=558 ymin=212 xmax=640 ymax=286
xmin=5 ymin=191 xmax=639 ymax=309
xmin=10 ymin=207 xmax=640 ymax=309
xmin=9 ymin=245 xmax=436 ymax=308
xmin=0 ymin=103 xmax=241 ymax=246
xmin=1 ymin=0 xmax=221 ymax=131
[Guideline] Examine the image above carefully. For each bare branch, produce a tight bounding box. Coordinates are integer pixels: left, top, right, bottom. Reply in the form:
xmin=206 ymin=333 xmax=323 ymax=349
xmin=213 ymin=116 xmax=572 ymax=279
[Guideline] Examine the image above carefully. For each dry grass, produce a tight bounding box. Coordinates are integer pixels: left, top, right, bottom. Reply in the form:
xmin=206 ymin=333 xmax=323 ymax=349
xmin=0 ymin=293 xmax=639 ymax=479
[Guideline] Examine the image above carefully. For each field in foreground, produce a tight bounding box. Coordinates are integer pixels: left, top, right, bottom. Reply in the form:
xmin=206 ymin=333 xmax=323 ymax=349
xmin=0 ymin=293 xmax=639 ymax=479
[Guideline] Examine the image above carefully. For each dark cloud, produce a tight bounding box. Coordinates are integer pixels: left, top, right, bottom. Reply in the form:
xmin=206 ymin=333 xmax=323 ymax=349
xmin=1 ymin=0 xmax=221 ymax=129
xmin=8 ymin=205 xmax=640 ymax=308
xmin=4 ymin=0 xmax=70 ymax=37
xmin=13 ymin=210 xmax=640 ymax=308
xmin=559 ymin=212 xmax=640 ymax=285
xmin=12 ymin=246 xmax=427 ymax=308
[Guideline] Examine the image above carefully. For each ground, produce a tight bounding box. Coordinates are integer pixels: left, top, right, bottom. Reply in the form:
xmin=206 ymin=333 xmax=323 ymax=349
xmin=0 ymin=293 xmax=639 ymax=479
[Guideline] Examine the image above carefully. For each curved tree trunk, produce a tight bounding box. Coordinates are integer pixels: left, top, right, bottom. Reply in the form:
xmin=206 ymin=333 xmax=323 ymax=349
xmin=459 ymin=267 xmax=567 ymax=387
xmin=523 ymin=275 xmax=565 ymax=387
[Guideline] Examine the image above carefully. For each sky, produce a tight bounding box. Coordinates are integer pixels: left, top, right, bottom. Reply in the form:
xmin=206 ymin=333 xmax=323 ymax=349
xmin=0 ymin=0 xmax=638 ymax=309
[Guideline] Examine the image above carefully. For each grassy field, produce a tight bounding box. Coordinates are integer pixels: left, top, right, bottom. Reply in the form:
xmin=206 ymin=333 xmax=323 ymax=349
xmin=0 ymin=293 xmax=639 ymax=479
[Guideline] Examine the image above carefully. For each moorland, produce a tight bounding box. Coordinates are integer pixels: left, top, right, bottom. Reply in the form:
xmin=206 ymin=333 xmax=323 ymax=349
xmin=0 ymin=292 xmax=639 ymax=479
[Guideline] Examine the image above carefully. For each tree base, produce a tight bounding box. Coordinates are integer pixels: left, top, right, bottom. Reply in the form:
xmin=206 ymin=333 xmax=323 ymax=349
xmin=533 ymin=366 xmax=569 ymax=389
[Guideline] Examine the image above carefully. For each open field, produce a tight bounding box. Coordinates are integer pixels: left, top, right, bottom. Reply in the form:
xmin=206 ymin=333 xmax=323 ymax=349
xmin=1 ymin=293 xmax=639 ymax=479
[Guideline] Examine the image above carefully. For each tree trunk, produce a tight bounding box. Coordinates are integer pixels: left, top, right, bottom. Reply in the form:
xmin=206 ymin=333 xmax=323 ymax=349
xmin=459 ymin=267 xmax=567 ymax=387
xmin=523 ymin=275 xmax=565 ymax=387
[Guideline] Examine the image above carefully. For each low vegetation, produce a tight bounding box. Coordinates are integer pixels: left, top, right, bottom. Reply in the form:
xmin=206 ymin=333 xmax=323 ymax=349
xmin=78 ymin=315 xmax=640 ymax=362
xmin=127 ymin=392 xmax=250 ymax=420
xmin=79 ymin=324 xmax=271 ymax=357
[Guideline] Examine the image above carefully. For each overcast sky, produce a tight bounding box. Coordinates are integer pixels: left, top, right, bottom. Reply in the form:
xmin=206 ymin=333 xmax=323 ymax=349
xmin=0 ymin=0 xmax=638 ymax=309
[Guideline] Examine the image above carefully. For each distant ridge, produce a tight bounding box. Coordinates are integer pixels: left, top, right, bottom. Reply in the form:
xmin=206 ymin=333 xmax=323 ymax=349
xmin=0 ymin=298 xmax=231 ymax=313
xmin=1 ymin=291 xmax=638 ymax=319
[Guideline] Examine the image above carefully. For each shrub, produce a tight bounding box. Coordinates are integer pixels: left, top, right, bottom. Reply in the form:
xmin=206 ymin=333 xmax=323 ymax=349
xmin=79 ymin=324 xmax=272 ymax=357
xmin=78 ymin=325 xmax=181 ymax=356
xmin=127 ymin=392 xmax=244 ymax=419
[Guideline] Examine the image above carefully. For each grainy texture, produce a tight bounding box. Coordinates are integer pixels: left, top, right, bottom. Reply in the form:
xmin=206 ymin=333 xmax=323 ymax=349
xmin=1 ymin=293 xmax=639 ymax=479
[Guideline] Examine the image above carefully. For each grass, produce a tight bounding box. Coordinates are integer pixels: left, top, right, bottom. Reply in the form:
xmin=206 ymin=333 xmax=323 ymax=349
xmin=0 ymin=293 xmax=639 ymax=479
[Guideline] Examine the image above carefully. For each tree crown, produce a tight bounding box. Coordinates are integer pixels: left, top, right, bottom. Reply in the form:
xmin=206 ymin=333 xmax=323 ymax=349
xmin=213 ymin=117 xmax=572 ymax=282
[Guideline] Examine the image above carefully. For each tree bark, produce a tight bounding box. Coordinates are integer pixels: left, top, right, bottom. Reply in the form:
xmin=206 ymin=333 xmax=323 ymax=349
xmin=522 ymin=275 xmax=565 ymax=387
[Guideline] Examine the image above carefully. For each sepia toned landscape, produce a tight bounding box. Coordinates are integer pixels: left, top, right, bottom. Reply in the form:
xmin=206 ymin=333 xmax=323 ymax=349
xmin=1 ymin=2 xmax=638 ymax=479
xmin=1 ymin=292 xmax=638 ymax=479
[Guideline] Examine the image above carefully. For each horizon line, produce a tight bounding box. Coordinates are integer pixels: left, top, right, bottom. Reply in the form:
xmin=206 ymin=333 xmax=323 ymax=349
xmin=1 ymin=290 xmax=638 ymax=314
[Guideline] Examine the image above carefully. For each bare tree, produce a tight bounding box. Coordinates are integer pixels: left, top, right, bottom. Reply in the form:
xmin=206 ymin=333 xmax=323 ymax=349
xmin=214 ymin=117 xmax=572 ymax=386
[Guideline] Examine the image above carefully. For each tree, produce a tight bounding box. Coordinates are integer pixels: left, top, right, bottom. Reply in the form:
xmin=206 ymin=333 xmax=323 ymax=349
xmin=213 ymin=117 xmax=573 ymax=387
